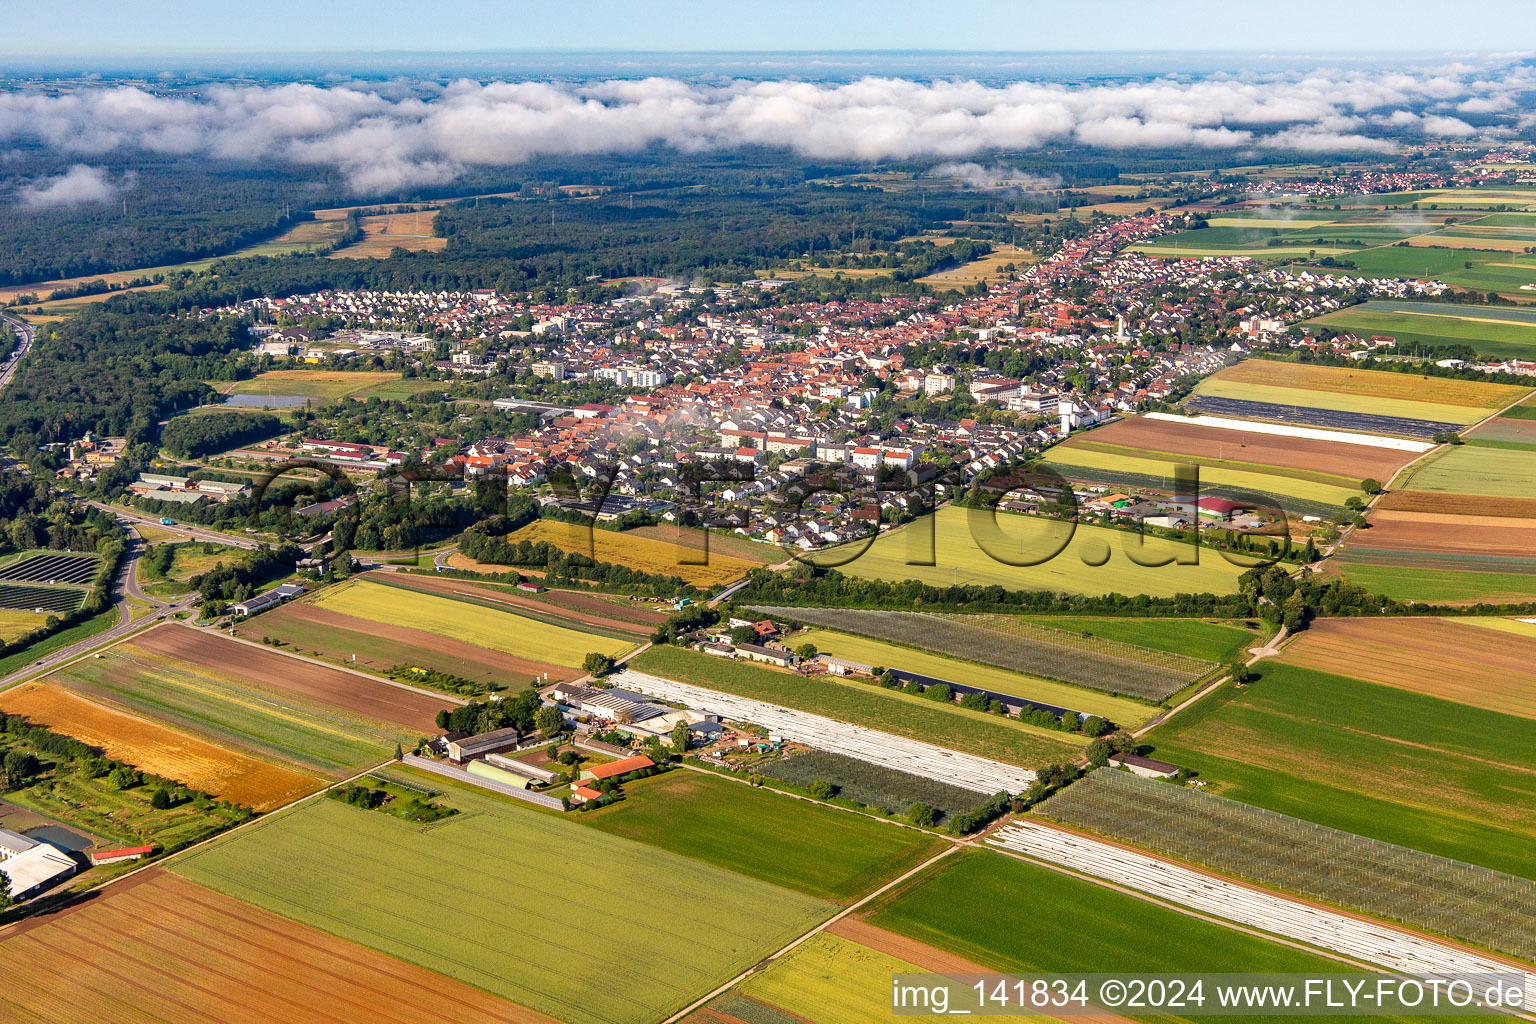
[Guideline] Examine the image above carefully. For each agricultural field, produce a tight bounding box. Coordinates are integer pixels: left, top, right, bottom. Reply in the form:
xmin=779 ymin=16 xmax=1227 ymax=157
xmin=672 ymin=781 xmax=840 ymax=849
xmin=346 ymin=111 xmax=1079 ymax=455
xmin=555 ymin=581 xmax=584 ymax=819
xmin=632 ymin=645 xmax=1084 ymax=769
xmin=309 ymin=576 xmax=638 ymax=668
xmin=1334 ymin=507 xmax=1536 ymax=590
xmin=329 ymin=207 xmax=447 ymax=257
xmin=1275 ymin=616 xmax=1536 ymax=719
xmin=756 ymin=605 xmax=1234 ymax=702
xmin=810 ymin=506 xmax=1249 ymax=598
xmin=0 ymin=870 xmax=544 ymax=1024
xmin=1394 ymin=443 xmax=1536 ymax=497
xmin=221 ymin=369 xmax=442 ymax=402
xmin=1145 ymin=661 xmax=1536 ymax=878
xmin=578 ymin=769 xmax=948 ymax=902
xmin=42 ymin=625 xmax=432 ymax=776
xmin=756 ymin=749 xmax=989 ymax=821
xmin=508 ymin=519 xmax=762 ymax=589
xmin=174 ymin=777 xmax=833 ymax=1024
xmin=384 ymin=571 xmax=655 ymax=637
xmin=0 ymin=682 xmax=320 ymax=811
xmin=782 ymin=618 xmax=1168 ymax=717
xmin=234 ymin=594 xmax=581 ymax=687
xmin=1338 ymin=562 xmax=1536 ymax=603
xmin=1012 ymin=614 xmax=1262 ymax=662
xmin=1036 ymin=769 xmax=1536 ymax=963
xmin=625 ymin=522 xmax=777 ymax=565
xmin=866 ymin=847 xmax=1385 ymax=979
xmin=1190 ymin=359 xmax=1527 ymax=426
xmin=0 ymin=608 xmax=48 ymax=642
xmin=1306 ymin=300 xmax=1536 ymax=360
xmin=1070 ymin=413 xmax=1418 ymax=484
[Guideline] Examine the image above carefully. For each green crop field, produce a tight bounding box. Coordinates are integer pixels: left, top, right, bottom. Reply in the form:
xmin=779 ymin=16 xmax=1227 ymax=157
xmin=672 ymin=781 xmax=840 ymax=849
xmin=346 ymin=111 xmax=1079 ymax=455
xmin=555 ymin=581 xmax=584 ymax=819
xmin=1395 ymin=444 xmax=1536 ymax=497
xmin=1306 ymin=300 xmax=1536 ymax=359
xmin=810 ymin=506 xmax=1248 ymax=598
xmin=869 ymin=848 xmax=1387 ymax=976
xmin=632 ymin=646 xmax=1084 ymax=769
xmin=1338 ymin=563 xmax=1536 ymax=603
xmin=1146 ymin=662 xmax=1536 ymax=877
xmin=1015 ymin=615 xmax=1263 ymax=661
xmin=735 ymin=934 xmax=955 ymax=1024
xmin=224 ymin=370 xmax=441 ymax=401
xmin=174 ymin=780 xmax=831 ymax=1024
xmin=46 ymin=640 xmax=417 ymax=777
xmin=794 ymin=627 xmax=1153 ymax=722
xmin=1304 ymin=246 xmax=1536 ymax=296
xmin=311 ymin=578 xmax=637 ymax=667
xmin=579 ymin=769 xmax=948 ymax=902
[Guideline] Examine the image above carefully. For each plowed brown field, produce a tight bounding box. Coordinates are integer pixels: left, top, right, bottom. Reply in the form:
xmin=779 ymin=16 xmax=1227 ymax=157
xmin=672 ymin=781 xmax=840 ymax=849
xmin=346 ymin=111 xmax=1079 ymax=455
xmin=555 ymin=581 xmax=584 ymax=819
xmin=1377 ymin=490 xmax=1536 ymax=518
xmin=235 ymin=602 xmax=577 ymax=687
xmin=1353 ymin=509 xmax=1536 ymax=555
xmin=1086 ymin=417 xmax=1415 ymax=480
xmin=1278 ymin=617 xmax=1536 ymax=719
xmin=133 ymin=625 xmax=446 ymax=731
xmin=0 ymin=684 xmax=318 ymax=810
xmin=0 ymin=869 xmax=550 ymax=1024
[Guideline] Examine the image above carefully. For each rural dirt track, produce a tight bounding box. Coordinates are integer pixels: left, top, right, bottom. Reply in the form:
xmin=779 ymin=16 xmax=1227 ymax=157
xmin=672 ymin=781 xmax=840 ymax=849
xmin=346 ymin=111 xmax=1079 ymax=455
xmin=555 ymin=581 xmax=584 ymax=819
xmin=1278 ymin=617 xmax=1536 ymax=720
xmin=0 ymin=869 xmax=552 ymax=1024
xmin=1084 ymin=416 xmax=1416 ymax=480
xmin=132 ymin=623 xmax=448 ymax=731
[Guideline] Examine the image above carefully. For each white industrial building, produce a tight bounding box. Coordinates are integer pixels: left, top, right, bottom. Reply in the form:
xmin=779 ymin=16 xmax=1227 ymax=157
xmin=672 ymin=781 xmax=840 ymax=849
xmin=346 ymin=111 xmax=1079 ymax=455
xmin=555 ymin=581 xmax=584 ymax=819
xmin=0 ymin=828 xmax=76 ymax=901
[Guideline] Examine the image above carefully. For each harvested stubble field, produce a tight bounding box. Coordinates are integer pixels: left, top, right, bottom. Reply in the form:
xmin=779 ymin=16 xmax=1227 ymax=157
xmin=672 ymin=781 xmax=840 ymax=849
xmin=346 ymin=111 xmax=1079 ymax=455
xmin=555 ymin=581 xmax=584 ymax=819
xmin=1277 ymin=616 xmax=1536 ymax=719
xmin=0 ymin=869 xmax=545 ymax=1024
xmin=1351 ymin=509 xmax=1536 ymax=557
xmin=1036 ymin=769 xmax=1536 ymax=963
xmin=508 ymin=520 xmax=761 ymax=588
xmin=0 ymin=683 xmax=319 ymax=811
xmin=754 ymin=605 xmax=1181 ymax=709
xmin=45 ymin=627 xmax=429 ymax=777
xmin=1147 ymin=662 xmax=1536 ymax=877
xmin=174 ymin=780 xmax=832 ymax=1024
xmin=238 ymin=599 xmax=579 ymax=686
xmin=1216 ymin=356 xmax=1534 ymax=407
xmin=795 ymin=627 xmax=1154 ymax=723
xmin=626 ymin=523 xmax=777 ymax=565
xmin=1077 ymin=415 xmax=1416 ymax=481
xmin=579 ymin=769 xmax=949 ymax=903
xmin=310 ymin=577 xmax=637 ymax=668
xmin=813 ymin=506 xmax=1248 ymax=599
xmin=0 ymin=609 xmax=47 ymax=642
xmin=733 ymin=933 xmax=966 ymax=1024
xmin=1193 ymin=376 xmax=1495 ymax=428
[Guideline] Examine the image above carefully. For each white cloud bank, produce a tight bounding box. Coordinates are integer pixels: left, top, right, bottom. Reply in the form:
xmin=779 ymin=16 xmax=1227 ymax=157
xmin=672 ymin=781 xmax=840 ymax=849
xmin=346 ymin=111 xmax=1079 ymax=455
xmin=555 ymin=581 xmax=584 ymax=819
xmin=16 ymin=164 xmax=123 ymax=207
xmin=0 ymin=62 xmax=1530 ymax=194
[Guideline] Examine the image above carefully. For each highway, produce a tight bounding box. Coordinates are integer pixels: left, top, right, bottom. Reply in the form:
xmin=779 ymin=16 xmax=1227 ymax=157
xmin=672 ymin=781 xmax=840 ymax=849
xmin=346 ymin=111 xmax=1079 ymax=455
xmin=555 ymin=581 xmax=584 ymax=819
xmin=0 ymin=312 xmax=35 ymax=393
xmin=93 ymin=502 xmax=264 ymax=550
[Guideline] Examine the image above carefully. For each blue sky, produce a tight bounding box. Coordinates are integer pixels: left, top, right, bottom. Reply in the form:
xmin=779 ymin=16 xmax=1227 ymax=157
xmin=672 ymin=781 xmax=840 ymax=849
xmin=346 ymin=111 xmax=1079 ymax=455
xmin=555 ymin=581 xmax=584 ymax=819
xmin=6 ymin=0 xmax=1535 ymax=56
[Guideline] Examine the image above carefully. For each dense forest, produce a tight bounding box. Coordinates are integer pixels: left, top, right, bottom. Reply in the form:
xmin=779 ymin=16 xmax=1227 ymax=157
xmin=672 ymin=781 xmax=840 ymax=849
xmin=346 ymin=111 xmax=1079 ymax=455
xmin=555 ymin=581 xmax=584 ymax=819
xmin=159 ymin=411 xmax=284 ymax=459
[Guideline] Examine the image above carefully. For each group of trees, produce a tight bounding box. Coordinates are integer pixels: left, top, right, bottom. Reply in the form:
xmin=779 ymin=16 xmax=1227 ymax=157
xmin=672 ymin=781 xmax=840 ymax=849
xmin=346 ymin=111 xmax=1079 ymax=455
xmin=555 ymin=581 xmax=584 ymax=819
xmin=432 ymin=688 xmax=544 ymax=737
xmin=159 ymin=411 xmax=284 ymax=459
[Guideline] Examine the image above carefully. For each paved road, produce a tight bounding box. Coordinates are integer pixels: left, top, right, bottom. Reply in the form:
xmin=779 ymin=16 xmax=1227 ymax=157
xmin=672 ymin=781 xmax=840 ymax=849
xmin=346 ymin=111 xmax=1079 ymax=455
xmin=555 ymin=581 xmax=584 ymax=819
xmin=95 ymin=503 xmax=264 ymax=551
xmin=0 ymin=312 xmax=35 ymax=393
xmin=0 ymin=541 xmax=197 ymax=691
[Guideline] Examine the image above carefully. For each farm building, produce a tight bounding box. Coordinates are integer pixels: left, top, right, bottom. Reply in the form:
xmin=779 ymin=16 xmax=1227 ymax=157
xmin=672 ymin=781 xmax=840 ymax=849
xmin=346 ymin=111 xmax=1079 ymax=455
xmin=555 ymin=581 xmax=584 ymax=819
xmin=484 ymin=753 xmax=558 ymax=784
xmin=232 ymin=583 xmax=306 ymax=617
xmin=570 ymin=784 xmax=604 ymax=805
xmin=89 ymin=845 xmax=155 ymax=867
xmin=467 ymin=759 xmax=532 ymax=790
xmin=733 ymin=643 xmax=797 ymax=667
xmin=447 ymin=726 xmax=522 ymax=762
xmin=563 ymin=686 xmax=663 ymax=724
xmin=1196 ymin=497 xmax=1255 ymax=522
xmin=580 ymin=754 xmax=656 ymax=782
xmin=1108 ymin=753 xmax=1181 ymax=779
xmin=0 ymin=829 xmax=76 ymax=900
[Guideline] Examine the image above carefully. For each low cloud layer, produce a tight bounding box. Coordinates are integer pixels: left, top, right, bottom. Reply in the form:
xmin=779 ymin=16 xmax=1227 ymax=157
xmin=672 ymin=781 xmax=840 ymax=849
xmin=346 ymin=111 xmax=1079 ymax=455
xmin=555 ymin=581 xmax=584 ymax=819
xmin=1 ymin=60 xmax=1531 ymax=194
xmin=16 ymin=163 xmax=123 ymax=207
